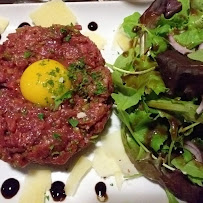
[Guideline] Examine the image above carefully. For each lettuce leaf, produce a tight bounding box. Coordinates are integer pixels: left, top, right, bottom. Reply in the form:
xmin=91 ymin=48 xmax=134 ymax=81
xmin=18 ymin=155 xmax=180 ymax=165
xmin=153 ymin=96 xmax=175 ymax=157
xmin=114 ymin=48 xmax=135 ymax=71
xmin=112 ymin=91 xmax=143 ymax=111
xmin=158 ymin=0 xmax=190 ymax=28
xmin=171 ymin=156 xmax=203 ymax=179
xmin=174 ymin=28 xmax=203 ymax=49
xmin=165 ymin=189 xmax=179 ymax=203
xmin=122 ymin=12 xmax=141 ymax=38
xmin=188 ymin=49 xmax=203 ymax=62
xmin=191 ymin=0 xmax=203 ymax=12
xmin=124 ymin=71 xmax=167 ymax=95
xmin=147 ymin=99 xmax=203 ymax=123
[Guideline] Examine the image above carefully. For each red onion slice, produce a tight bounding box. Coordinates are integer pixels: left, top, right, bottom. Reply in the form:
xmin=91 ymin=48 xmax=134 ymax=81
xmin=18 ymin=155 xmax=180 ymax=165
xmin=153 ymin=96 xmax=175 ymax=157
xmin=168 ymin=35 xmax=194 ymax=55
xmin=184 ymin=141 xmax=202 ymax=163
xmin=198 ymin=43 xmax=203 ymax=50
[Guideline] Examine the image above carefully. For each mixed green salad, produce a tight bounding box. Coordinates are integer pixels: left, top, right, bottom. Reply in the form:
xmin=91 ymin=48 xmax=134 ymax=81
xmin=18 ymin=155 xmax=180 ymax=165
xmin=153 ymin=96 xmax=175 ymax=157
xmin=109 ymin=0 xmax=203 ymax=202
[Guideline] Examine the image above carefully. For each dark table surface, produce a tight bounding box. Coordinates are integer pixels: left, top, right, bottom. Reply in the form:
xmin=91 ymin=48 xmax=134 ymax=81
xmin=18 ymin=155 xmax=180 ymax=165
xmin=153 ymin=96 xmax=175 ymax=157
xmin=0 ymin=0 xmax=111 ymax=4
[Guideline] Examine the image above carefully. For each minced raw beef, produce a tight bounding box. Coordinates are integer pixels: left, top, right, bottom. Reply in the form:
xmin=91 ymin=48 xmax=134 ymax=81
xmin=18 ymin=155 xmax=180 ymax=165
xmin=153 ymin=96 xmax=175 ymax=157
xmin=0 ymin=25 xmax=113 ymax=167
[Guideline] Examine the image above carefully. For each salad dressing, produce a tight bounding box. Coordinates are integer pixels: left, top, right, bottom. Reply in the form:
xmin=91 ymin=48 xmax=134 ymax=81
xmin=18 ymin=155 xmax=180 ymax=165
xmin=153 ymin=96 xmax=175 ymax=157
xmin=122 ymin=51 xmax=129 ymax=57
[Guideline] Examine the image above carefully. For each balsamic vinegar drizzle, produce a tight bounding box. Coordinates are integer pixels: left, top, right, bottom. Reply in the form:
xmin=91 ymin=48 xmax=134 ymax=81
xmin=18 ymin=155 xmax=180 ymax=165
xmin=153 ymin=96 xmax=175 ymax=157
xmin=18 ymin=22 xmax=31 ymax=28
xmin=50 ymin=181 xmax=66 ymax=202
xmin=88 ymin=21 xmax=98 ymax=31
xmin=95 ymin=182 xmax=108 ymax=202
xmin=1 ymin=178 xmax=20 ymax=199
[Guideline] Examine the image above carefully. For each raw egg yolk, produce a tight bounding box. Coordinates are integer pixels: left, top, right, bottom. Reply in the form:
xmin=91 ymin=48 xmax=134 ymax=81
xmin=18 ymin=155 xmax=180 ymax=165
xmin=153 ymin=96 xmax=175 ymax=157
xmin=20 ymin=59 xmax=71 ymax=107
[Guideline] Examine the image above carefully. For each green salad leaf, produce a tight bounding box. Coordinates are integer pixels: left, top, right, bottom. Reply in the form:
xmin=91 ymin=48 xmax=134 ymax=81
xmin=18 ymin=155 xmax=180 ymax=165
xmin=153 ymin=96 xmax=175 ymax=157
xmin=112 ymin=91 xmax=143 ymax=111
xmin=147 ymin=99 xmax=203 ymax=123
xmin=124 ymin=71 xmax=167 ymax=95
xmin=188 ymin=49 xmax=203 ymax=62
xmin=114 ymin=48 xmax=135 ymax=71
xmin=174 ymin=28 xmax=203 ymax=49
xmin=112 ymin=1 xmax=203 ymax=202
xmin=173 ymin=7 xmax=203 ymax=49
xmin=158 ymin=0 xmax=190 ymax=28
xmin=165 ymin=189 xmax=179 ymax=203
xmin=122 ymin=12 xmax=141 ymax=38
xmin=191 ymin=0 xmax=203 ymax=12
xmin=172 ymin=155 xmax=203 ymax=179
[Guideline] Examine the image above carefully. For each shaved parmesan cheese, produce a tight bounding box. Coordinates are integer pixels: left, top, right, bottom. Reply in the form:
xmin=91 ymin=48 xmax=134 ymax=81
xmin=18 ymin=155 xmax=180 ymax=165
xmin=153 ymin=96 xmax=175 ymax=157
xmin=83 ymin=31 xmax=106 ymax=50
xmin=29 ymin=0 xmax=77 ymax=27
xmin=77 ymin=112 xmax=87 ymax=119
xmin=0 ymin=16 xmax=9 ymax=34
xmin=92 ymin=147 xmax=121 ymax=177
xmin=102 ymin=131 xmax=138 ymax=176
xmin=115 ymin=29 xmax=131 ymax=51
xmin=19 ymin=169 xmax=51 ymax=203
xmin=65 ymin=156 xmax=92 ymax=196
xmin=92 ymin=131 xmax=139 ymax=189
xmin=114 ymin=171 xmax=124 ymax=191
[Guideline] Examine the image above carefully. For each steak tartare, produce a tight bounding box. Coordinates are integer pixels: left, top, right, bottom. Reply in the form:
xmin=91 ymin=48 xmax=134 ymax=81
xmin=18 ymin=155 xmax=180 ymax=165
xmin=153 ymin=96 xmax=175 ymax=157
xmin=0 ymin=25 xmax=113 ymax=167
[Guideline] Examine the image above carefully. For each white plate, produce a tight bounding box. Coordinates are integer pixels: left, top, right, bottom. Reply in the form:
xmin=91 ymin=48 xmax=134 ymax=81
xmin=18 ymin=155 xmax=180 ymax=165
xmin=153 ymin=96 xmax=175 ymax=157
xmin=0 ymin=1 xmax=171 ymax=203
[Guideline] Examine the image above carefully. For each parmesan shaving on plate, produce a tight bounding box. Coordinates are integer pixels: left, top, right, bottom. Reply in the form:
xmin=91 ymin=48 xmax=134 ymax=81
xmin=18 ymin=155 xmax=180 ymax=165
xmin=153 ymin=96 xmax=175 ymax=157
xmin=92 ymin=131 xmax=139 ymax=190
xmin=83 ymin=31 xmax=107 ymax=50
xmin=29 ymin=0 xmax=77 ymax=27
xmin=92 ymin=147 xmax=124 ymax=190
xmin=65 ymin=156 xmax=92 ymax=196
xmin=101 ymin=131 xmax=138 ymax=176
xmin=114 ymin=28 xmax=131 ymax=52
xmin=19 ymin=169 xmax=51 ymax=203
xmin=0 ymin=16 xmax=9 ymax=34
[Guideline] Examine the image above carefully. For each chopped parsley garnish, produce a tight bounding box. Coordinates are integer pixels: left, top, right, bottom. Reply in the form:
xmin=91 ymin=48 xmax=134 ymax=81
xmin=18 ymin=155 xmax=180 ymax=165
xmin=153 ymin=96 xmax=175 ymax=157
xmin=55 ymin=67 xmax=60 ymax=73
xmin=38 ymin=113 xmax=44 ymax=120
xmin=91 ymin=72 xmax=101 ymax=80
xmin=23 ymin=51 xmax=32 ymax=58
xmin=39 ymin=60 xmax=47 ymax=66
xmin=53 ymin=133 xmax=61 ymax=140
xmin=68 ymin=118 xmax=79 ymax=127
xmin=68 ymin=59 xmax=85 ymax=79
xmin=95 ymin=82 xmax=106 ymax=95
xmin=36 ymin=73 xmax=42 ymax=84
xmin=49 ymin=70 xmax=56 ymax=77
xmin=54 ymin=90 xmax=72 ymax=110
xmin=49 ymin=67 xmax=60 ymax=76
xmin=64 ymin=34 xmax=71 ymax=42
xmin=47 ymin=79 xmax=54 ymax=87
xmin=44 ymin=194 xmax=50 ymax=201
xmin=60 ymin=28 xmax=67 ymax=34
xmin=68 ymin=59 xmax=90 ymax=97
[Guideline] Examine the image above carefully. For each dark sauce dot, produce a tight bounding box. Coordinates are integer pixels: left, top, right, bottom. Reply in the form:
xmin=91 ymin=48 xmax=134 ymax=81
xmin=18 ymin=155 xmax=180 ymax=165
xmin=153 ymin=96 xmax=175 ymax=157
xmin=0 ymin=35 xmax=1 ymax=40
xmin=1 ymin=178 xmax=20 ymax=199
xmin=88 ymin=21 xmax=98 ymax=31
xmin=18 ymin=22 xmax=31 ymax=28
xmin=95 ymin=182 xmax=108 ymax=202
xmin=50 ymin=181 xmax=66 ymax=202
